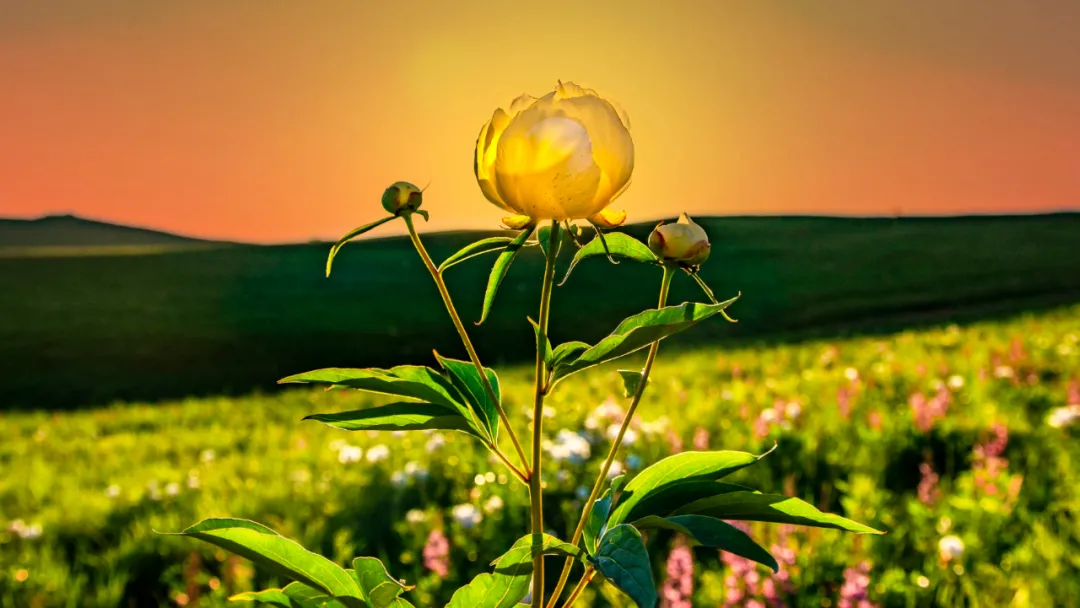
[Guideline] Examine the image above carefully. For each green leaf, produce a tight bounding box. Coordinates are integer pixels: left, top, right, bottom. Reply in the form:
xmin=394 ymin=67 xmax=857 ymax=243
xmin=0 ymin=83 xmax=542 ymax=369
xmin=445 ymin=535 xmax=537 ymax=608
xmin=621 ymin=480 xmax=754 ymax=524
xmin=229 ymin=588 xmax=295 ymax=607
xmin=560 ymin=233 xmax=658 ymax=285
xmin=608 ymin=451 xmax=763 ymax=527
xmin=590 ymin=525 xmax=656 ymax=608
xmin=304 ymin=402 xmax=478 ymax=436
xmin=282 ymin=582 xmax=350 ymax=608
xmin=351 ymin=557 xmax=413 ymax=608
xmin=537 ymin=225 xmax=563 ymax=260
xmin=491 ymin=533 xmax=584 ymax=570
xmin=634 ymin=515 xmax=779 ymax=573
xmin=550 ymin=342 xmax=589 ymax=369
xmin=674 ymin=491 xmax=885 ymax=534
xmin=529 ymin=318 xmax=553 ymax=367
xmin=326 ymin=216 xmax=396 ymax=277
xmin=279 ymin=366 xmax=462 ymax=414
xmin=168 ymin=519 xmax=364 ymax=604
xmin=439 ymin=237 xmax=531 ymax=273
xmin=478 ymin=228 xmax=532 ymax=325
xmin=583 ymin=489 xmax=613 ymax=557
xmin=434 ymin=353 xmax=501 ymax=443
xmin=617 ymin=370 xmax=645 ymax=398
xmin=552 ymin=298 xmax=739 ymax=383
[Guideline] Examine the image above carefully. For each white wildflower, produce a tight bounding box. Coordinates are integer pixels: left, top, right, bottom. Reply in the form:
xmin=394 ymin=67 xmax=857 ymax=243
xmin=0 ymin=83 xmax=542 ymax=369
xmin=451 ymin=504 xmax=483 ymax=529
xmin=365 ymin=444 xmax=390 ymax=463
xmin=947 ymin=375 xmax=965 ymax=390
xmin=200 ymin=449 xmax=216 ymax=463
xmin=165 ymin=482 xmax=181 ymax=496
xmin=483 ymin=495 xmax=505 ymax=514
xmin=338 ymin=445 xmax=363 ymax=464
xmin=425 ymin=434 xmax=446 ymax=451
xmin=845 ymin=367 xmax=860 ymax=382
xmin=105 ymin=485 xmax=121 ymax=498
xmin=607 ymin=461 xmax=625 ymax=479
xmin=406 ymin=509 xmax=428 ymax=524
xmin=938 ymin=535 xmax=965 ymax=561
xmin=1047 ymin=405 xmax=1080 ymax=429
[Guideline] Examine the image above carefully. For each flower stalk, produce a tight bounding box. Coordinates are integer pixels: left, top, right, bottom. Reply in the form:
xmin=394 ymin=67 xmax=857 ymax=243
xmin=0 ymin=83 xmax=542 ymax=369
xmin=403 ymin=213 xmax=530 ymax=483
xmin=530 ymin=221 xmax=562 ymax=607
xmin=546 ymin=264 xmax=675 ymax=607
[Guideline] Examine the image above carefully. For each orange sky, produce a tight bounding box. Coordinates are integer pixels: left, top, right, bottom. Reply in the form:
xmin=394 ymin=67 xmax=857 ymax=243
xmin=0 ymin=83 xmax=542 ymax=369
xmin=2 ymin=1 xmax=1079 ymax=243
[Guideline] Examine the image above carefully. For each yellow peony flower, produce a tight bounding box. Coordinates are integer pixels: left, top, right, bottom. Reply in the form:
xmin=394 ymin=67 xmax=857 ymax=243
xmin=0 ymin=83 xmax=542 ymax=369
xmin=648 ymin=213 xmax=711 ymax=266
xmin=473 ymin=81 xmax=634 ymax=227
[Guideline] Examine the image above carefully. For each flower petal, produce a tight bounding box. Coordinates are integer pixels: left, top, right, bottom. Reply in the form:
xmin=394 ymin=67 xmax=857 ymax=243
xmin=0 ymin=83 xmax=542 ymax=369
xmin=494 ymin=110 xmax=602 ymax=220
xmin=589 ymin=208 xmax=627 ymax=229
xmin=551 ymin=90 xmax=635 ymax=211
xmin=501 ymin=214 xmax=534 ymax=230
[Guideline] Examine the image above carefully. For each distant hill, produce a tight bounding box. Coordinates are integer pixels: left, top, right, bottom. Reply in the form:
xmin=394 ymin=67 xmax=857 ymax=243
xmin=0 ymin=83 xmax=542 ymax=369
xmin=0 ymin=214 xmax=221 ymax=248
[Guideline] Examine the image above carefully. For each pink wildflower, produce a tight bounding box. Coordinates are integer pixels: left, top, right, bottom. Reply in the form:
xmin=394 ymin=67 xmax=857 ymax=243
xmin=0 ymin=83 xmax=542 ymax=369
xmin=422 ymin=529 xmax=449 ymax=577
xmin=837 ymin=561 xmax=877 ymax=608
xmin=692 ymin=427 xmax=710 ymax=450
xmin=917 ymin=460 xmax=940 ymax=505
xmin=661 ymin=540 xmax=694 ymax=608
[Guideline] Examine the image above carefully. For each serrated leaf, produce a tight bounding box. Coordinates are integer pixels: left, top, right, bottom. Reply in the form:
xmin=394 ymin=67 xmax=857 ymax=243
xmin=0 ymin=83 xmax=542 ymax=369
xmin=351 ymin=557 xmax=413 ymax=608
xmin=529 ymin=318 xmax=553 ymax=367
xmin=229 ymin=588 xmax=295 ymax=607
xmin=673 ymin=491 xmax=884 ymax=534
xmin=326 ymin=216 xmax=396 ymax=277
xmin=440 ymin=237 xmax=530 ymax=273
xmin=621 ymin=480 xmax=754 ymax=524
xmin=552 ymin=298 xmax=739 ymax=383
xmin=608 ymin=451 xmax=763 ymax=527
xmin=478 ymin=228 xmax=532 ymax=325
xmin=590 ymin=525 xmax=656 ymax=608
xmin=167 ymin=519 xmax=364 ymax=605
xmin=583 ymin=489 xmax=613 ymax=557
xmin=617 ymin=370 xmax=645 ymax=398
xmin=560 ymin=233 xmax=658 ymax=285
xmin=434 ymin=353 xmax=501 ymax=443
xmin=550 ymin=342 xmax=589 ymax=369
xmin=634 ymin=515 xmax=779 ymax=572
xmin=304 ymin=402 xmax=478 ymax=436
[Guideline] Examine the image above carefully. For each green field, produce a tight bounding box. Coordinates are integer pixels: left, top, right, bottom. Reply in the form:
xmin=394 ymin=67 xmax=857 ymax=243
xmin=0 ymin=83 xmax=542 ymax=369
xmin=3 ymin=304 xmax=1079 ymax=606
xmin=3 ymin=214 xmax=1079 ymax=410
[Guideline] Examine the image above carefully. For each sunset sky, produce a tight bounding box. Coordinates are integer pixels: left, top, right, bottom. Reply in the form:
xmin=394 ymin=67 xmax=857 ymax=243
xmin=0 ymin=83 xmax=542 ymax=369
xmin=2 ymin=1 xmax=1079 ymax=243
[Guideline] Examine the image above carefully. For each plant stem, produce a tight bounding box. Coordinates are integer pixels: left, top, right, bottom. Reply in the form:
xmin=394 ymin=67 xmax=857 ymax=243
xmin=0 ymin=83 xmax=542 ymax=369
xmin=403 ymin=214 xmax=531 ymax=482
xmin=545 ymin=265 xmax=675 ymax=607
xmin=531 ymin=221 xmax=561 ymax=607
xmin=559 ymin=567 xmax=595 ymax=608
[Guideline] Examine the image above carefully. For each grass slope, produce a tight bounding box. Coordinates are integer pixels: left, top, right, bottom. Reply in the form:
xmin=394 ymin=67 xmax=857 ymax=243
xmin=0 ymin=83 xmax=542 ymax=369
xmin=2 ymin=214 xmax=1078 ymax=410
xmin=0 ymin=214 xmax=221 ymax=251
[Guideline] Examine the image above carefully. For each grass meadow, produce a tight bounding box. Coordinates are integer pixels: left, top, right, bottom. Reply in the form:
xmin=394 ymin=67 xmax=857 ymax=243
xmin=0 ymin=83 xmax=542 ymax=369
xmin=2 ymin=214 xmax=1079 ymax=607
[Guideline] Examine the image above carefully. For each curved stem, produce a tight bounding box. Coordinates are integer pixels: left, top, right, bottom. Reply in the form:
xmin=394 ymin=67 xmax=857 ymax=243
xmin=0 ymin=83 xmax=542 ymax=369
xmin=559 ymin=568 xmax=595 ymax=608
xmin=403 ymin=214 xmax=531 ymax=482
xmin=545 ymin=265 xmax=675 ymax=607
xmin=530 ymin=221 xmax=561 ymax=607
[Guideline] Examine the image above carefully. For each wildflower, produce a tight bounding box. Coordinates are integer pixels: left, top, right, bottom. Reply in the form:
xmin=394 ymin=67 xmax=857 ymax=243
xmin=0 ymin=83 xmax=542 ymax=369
xmin=692 ymin=427 xmax=710 ymax=450
xmin=199 ymin=449 xmax=216 ymax=463
xmin=404 ymin=461 xmax=428 ymax=479
xmin=422 ymin=529 xmax=450 ymax=577
xmin=473 ymin=81 xmax=633 ymax=227
xmin=575 ymin=485 xmax=591 ymax=500
xmin=337 ymin=445 xmax=363 ymax=464
xmin=546 ymin=429 xmax=592 ymax=464
xmin=1047 ymin=405 xmax=1080 ymax=428
xmin=451 ymin=504 xmax=483 ymax=529
xmin=845 ymin=367 xmax=860 ymax=382
xmin=947 ymin=375 xmax=965 ymax=390
xmin=649 ymin=214 xmax=711 ymax=266
xmin=606 ymin=424 xmax=638 ymax=446
xmin=837 ymin=561 xmax=876 ymax=608
xmin=365 ymin=444 xmax=390 ymax=463
xmin=483 ymin=495 xmax=504 ymax=514
xmin=186 ymin=472 xmax=200 ymax=489
xmin=165 ymin=482 xmax=181 ymax=496
xmin=626 ymin=454 xmax=643 ymax=470
xmin=607 ymin=461 xmax=625 ymax=479
xmin=425 ymin=433 xmax=446 ymax=451
xmin=1068 ymin=379 xmax=1080 ymax=405
xmin=6 ymin=520 xmax=43 ymax=540
xmin=661 ymin=540 xmax=694 ymax=608
xmin=917 ymin=461 xmax=940 ymax=505
xmin=105 ymin=484 xmax=121 ymax=498
xmin=938 ymin=535 xmax=964 ymax=561
xmin=289 ymin=469 xmax=311 ymax=484
xmin=405 ymin=509 xmax=428 ymax=524
xmin=390 ymin=471 xmax=407 ymax=487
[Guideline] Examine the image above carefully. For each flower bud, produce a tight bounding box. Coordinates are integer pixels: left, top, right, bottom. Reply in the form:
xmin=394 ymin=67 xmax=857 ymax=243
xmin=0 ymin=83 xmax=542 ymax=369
xmin=648 ymin=213 xmax=710 ymax=265
xmin=381 ymin=181 xmax=423 ymax=215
